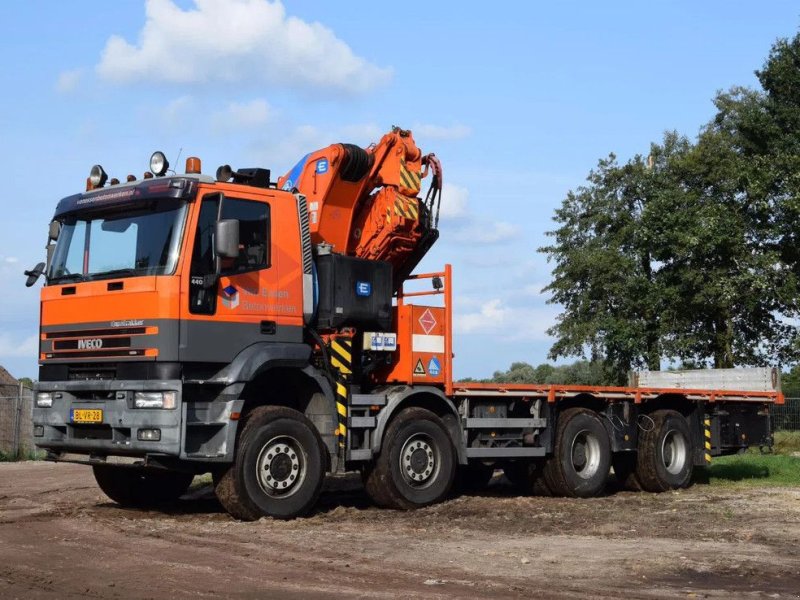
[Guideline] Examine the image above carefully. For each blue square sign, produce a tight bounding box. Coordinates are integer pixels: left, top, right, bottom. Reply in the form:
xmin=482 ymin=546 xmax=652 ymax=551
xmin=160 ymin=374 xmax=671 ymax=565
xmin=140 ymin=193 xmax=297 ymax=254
xmin=356 ymin=281 xmax=371 ymax=297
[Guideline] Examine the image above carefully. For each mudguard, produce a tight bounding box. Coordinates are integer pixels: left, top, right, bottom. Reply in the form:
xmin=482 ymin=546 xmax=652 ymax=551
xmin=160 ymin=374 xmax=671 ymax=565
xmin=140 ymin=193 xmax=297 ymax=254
xmin=372 ymin=385 xmax=467 ymax=465
xmin=207 ymin=342 xmax=312 ymax=385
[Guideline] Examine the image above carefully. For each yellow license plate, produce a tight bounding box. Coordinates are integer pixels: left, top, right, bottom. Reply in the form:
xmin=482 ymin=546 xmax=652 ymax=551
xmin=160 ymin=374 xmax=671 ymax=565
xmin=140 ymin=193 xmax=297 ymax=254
xmin=71 ymin=408 xmax=103 ymax=424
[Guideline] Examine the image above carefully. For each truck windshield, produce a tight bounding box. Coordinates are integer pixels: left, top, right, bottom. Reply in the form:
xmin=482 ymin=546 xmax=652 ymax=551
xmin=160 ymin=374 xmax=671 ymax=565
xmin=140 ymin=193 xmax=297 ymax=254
xmin=48 ymin=201 xmax=188 ymax=283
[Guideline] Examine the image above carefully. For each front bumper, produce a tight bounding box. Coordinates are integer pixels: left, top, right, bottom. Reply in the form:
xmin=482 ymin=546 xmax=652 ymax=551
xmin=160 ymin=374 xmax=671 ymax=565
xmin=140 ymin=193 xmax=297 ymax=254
xmin=33 ymin=379 xmax=184 ymax=457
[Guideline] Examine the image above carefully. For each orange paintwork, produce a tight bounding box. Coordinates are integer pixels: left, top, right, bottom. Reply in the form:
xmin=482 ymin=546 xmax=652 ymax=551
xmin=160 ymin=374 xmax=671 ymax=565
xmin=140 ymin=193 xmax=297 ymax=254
xmin=277 ymin=128 xmax=435 ymax=279
xmin=39 ymin=182 xmax=305 ymax=364
xmin=378 ymin=267 xmax=453 ymax=389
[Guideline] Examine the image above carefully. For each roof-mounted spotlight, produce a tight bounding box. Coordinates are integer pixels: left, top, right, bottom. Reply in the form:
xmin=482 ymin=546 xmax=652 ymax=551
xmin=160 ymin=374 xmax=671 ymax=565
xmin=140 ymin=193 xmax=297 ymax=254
xmin=149 ymin=151 xmax=169 ymax=176
xmin=89 ymin=164 xmax=108 ymax=188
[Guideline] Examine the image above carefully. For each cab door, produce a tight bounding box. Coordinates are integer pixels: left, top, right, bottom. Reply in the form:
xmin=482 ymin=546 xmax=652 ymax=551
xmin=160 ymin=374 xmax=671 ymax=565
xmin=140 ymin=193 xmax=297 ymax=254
xmin=180 ymin=190 xmax=301 ymax=363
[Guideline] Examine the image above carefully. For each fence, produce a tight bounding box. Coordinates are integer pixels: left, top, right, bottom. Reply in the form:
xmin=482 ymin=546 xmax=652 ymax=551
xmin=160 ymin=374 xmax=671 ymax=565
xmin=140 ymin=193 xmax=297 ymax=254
xmin=0 ymin=384 xmax=35 ymax=459
xmin=773 ymin=397 xmax=800 ymax=432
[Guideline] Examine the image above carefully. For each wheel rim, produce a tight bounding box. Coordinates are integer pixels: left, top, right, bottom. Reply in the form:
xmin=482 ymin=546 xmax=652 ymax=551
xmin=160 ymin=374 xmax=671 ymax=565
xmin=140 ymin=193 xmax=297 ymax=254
xmin=399 ymin=433 xmax=439 ymax=488
xmin=661 ymin=429 xmax=688 ymax=475
xmin=570 ymin=429 xmax=601 ymax=480
xmin=256 ymin=435 xmax=307 ymax=498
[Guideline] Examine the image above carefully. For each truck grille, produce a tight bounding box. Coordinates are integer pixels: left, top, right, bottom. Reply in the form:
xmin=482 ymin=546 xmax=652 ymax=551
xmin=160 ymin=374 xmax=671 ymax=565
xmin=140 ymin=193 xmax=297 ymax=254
xmin=42 ymin=326 xmax=155 ymax=361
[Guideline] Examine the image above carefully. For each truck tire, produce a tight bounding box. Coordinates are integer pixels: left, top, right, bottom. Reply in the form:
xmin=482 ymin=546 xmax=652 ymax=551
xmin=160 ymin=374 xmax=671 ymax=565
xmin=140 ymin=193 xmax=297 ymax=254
xmin=215 ymin=406 xmax=326 ymax=520
xmin=543 ymin=408 xmax=611 ymax=498
xmin=93 ymin=465 xmax=194 ymax=508
xmin=635 ymin=409 xmax=693 ymax=492
xmin=363 ymin=407 xmax=456 ymax=510
xmin=612 ymin=453 xmax=643 ymax=491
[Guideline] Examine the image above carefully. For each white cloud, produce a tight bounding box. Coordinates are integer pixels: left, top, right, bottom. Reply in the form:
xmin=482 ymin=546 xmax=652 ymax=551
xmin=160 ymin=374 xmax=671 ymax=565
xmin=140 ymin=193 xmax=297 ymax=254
xmin=162 ymin=95 xmax=194 ymax=126
xmin=452 ymin=221 xmax=520 ymax=244
xmin=440 ymin=183 xmax=469 ymax=220
xmin=455 ymin=297 xmax=557 ymax=341
xmin=214 ymin=99 xmax=272 ymax=130
xmin=55 ymin=68 xmax=83 ymax=93
xmin=96 ymin=0 xmax=391 ymax=94
xmin=0 ymin=333 xmax=38 ymax=359
xmin=1 ymin=257 xmax=19 ymax=265
xmin=412 ymin=123 xmax=471 ymax=141
xmin=455 ymin=298 xmax=509 ymax=334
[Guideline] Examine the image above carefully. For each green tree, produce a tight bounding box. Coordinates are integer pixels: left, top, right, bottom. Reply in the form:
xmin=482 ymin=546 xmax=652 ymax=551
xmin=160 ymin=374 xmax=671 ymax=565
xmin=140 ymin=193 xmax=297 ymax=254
xmin=542 ymin=31 xmax=800 ymax=372
xmin=540 ymin=132 xmax=689 ymax=382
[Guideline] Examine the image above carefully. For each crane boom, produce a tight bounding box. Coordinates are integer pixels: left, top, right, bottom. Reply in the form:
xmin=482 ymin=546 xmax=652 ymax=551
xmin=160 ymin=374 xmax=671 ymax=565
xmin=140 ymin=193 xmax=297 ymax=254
xmin=277 ymin=127 xmax=442 ymax=286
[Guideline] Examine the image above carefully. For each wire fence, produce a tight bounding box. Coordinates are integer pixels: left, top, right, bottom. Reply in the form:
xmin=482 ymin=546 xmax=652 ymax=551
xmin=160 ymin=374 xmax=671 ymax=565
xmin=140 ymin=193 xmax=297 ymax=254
xmin=773 ymin=397 xmax=800 ymax=432
xmin=0 ymin=385 xmax=35 ymax=459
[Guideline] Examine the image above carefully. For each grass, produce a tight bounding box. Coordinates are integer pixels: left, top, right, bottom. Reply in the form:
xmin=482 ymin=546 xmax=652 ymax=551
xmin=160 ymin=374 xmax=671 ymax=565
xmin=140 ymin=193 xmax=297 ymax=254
xmin=0 ymin=448 xmax=45 ymax=462
xmin=695 ymin=430 xmax=800 ymax=488
xmin=773 ymin=430 xmax=800 ymax=455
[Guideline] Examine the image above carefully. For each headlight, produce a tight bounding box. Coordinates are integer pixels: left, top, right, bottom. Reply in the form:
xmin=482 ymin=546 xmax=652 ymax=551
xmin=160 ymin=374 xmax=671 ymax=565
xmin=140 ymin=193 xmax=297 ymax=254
xmin=36 ymin=392 xmax=53 ymax=408
xmin=134 ymin=391 xmax=177 ymax=409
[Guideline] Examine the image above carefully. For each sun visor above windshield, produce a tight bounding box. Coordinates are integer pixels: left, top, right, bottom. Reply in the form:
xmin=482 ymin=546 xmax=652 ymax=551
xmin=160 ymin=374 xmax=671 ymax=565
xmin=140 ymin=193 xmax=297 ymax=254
xmin=53 ymin=176 xmax=205 ymax=218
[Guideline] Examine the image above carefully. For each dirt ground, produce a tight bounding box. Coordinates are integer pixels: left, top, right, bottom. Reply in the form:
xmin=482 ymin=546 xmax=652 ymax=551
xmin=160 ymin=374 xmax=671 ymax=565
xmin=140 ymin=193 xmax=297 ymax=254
xmin=0 ymin=462 xmax=798 ymax=599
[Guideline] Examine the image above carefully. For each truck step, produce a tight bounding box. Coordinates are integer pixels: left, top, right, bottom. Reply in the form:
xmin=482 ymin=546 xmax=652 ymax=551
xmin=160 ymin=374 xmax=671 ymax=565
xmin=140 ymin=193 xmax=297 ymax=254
xmin=348 ymin=416 xmax=376 ymax=428
xmin=350 ymin=393 xmax=386 ymax=407
xmin=464 ymin=418 xmax=546 ymax=429
xmin=466 ymin=447 xmax=546 ymax=458
xmin=347 ymin=449 xmax=373 ymax=461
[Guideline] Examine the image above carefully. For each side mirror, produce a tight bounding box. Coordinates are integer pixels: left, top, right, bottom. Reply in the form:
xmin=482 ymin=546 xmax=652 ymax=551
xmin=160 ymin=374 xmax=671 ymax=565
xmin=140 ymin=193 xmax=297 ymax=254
xmin=48 ymin=220 xmax=61 ymax=241
xmin=214 ymin=219 xmax=240 ymax=259
xmin=24 ymin=262 xmax=46 ymax=287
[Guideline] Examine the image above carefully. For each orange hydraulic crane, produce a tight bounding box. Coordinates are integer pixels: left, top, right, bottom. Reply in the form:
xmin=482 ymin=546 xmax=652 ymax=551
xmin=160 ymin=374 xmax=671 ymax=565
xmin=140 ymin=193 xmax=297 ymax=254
xmin=277 ymin=126 xmax=442 ymax=287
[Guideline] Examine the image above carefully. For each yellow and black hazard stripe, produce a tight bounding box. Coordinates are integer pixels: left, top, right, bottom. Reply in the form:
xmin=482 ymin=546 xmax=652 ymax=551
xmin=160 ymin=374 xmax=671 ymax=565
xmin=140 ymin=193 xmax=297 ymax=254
xmin=399 ymin=159 xmax=421 ymax=193
xmin=393 ymin=193 xmax=419 ymax=220
xmin=329 ymin=337 xmax=353 ymax=449
xmin=704 ymin=416 xmax=712 ymax=463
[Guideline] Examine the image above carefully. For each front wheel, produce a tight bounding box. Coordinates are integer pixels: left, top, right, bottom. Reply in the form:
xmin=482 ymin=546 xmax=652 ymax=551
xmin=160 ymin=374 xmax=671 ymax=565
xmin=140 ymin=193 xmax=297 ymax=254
xmin=543 ymin=408 xmax=611 ymax=498
xmin=93 ymin=465 xmax=194 ymax=508
xmin=215 ymin=406 xmax=326 ymax=520
xmin=364 ymin=407 xmax=456 ymax=509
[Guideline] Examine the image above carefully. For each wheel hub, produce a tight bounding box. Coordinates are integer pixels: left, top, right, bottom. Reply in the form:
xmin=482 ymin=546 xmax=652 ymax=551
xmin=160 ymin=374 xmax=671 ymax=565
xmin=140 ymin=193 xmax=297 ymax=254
xmin=572 ymin=443 xmax=587 ymax=469
xmin=400 ymin=435 xmax=436 ymax=486
xmin=256 ymin=438 xmax=305 ymax=497
xmin=570 ymin=430 xmax=601 ymax=480
xmin=661 ymin=429 xmax=688 ymax=475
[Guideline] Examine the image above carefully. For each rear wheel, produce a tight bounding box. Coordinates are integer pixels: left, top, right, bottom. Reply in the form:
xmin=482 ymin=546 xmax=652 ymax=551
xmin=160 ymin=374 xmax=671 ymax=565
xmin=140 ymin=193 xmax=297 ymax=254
xmin=364 ymin=407 xmax=456 ymax=509
xmin=543 ymin=408 xmax=611 ymax=498
xmin=93 ymin=465 xmax=194 ymax=508
xmin=215 ymin=406 xmax=326 ymax=520
xmin=635 ymin=410 xmax=693 ymax=492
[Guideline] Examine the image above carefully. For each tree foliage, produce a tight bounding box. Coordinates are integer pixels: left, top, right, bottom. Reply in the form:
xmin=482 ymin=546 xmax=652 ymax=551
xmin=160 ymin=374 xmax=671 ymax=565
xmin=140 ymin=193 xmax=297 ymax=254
xmin=541 ymin=31 xmax=800 ymax=374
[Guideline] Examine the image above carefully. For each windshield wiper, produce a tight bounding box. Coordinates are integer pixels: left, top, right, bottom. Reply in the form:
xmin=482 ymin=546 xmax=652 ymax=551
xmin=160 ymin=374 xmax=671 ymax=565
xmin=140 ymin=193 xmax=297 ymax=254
xmin=87 ymin=268 xmax=140 ymax=281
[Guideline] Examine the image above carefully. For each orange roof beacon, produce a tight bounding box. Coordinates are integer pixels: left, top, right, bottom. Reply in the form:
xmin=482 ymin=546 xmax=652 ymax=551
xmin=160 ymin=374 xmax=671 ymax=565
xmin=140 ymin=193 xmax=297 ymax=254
xmin=25 ymin=129 xmax=782 ymax=519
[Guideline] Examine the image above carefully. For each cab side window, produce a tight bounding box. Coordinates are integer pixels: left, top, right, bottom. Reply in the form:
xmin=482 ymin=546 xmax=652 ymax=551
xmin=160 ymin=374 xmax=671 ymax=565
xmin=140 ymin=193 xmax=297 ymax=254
xmin=189 ymin=196 xmax=270 ymax=315
xmin=221 ymin=199 xmax=270 ymax=273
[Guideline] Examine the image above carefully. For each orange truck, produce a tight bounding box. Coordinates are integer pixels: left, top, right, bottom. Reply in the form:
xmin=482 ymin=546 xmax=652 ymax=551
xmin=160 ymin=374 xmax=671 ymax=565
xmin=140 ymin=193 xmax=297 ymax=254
xmin=25 ymin=127 xmax=782 ymax=519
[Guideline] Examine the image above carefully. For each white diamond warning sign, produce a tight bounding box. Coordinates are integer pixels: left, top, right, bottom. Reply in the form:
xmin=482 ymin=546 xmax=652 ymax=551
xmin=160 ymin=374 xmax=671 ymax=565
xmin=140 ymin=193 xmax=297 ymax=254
xmin=418 ymin=309 xmax=437 ymax=335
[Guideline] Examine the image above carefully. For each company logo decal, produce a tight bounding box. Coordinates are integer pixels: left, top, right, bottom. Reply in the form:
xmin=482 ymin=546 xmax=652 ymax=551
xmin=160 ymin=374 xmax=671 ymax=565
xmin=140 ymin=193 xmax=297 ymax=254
xmin=77 ymin=338 xmax=103 ymax=350
xmin=222 ymin=285 xmax=239 ymax=309
xmin=356 ymin=281 xmax=372 ymax=297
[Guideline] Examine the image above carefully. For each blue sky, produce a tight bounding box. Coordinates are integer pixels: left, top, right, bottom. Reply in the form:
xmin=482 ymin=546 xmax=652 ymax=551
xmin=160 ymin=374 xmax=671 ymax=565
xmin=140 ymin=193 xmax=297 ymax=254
xmin=0 ymin=0 xmax=798 ymax=380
